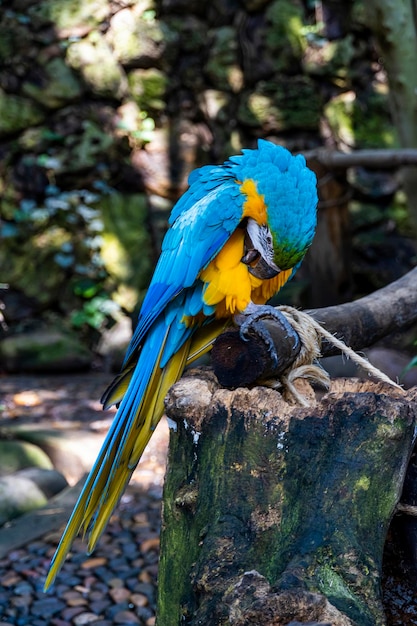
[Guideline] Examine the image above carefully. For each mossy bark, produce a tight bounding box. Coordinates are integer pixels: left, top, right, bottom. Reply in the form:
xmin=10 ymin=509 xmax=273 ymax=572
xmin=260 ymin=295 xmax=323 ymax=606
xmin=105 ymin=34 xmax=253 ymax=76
xmin=157 ymin=369 xmax=417 ymax=626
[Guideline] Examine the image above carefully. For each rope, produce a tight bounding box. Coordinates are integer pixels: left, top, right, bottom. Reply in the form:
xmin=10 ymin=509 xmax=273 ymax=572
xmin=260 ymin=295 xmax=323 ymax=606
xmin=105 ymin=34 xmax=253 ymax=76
xmin=265 ymin=305 xmax=403 ymax=406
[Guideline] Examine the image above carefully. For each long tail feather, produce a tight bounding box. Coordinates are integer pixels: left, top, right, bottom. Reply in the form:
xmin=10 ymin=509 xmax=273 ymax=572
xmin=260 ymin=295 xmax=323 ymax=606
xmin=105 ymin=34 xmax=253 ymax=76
xmin=44 ymin=330 xmax=190 ymax=591
xmin=101 ymin=365 xmax=135 ymax=409
xmin=86 ymin=341 xmax=191 ymax=551
xmin=44 ymin=317 xmax=229 ymax=591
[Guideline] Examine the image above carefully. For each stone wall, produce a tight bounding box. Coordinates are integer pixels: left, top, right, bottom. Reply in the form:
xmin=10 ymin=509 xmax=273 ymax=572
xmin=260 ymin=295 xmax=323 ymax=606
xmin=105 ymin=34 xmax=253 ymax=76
xmin=0 ymin=0 xmax=398 ymax=370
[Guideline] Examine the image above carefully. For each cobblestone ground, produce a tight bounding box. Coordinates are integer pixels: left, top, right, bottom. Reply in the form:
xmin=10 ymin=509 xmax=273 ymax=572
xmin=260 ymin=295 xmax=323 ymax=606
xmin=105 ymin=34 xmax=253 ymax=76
xmin=0 ymin=374 xmax=168 ymax=626
xmin=0 ymin=486 xmax=162 ymax=626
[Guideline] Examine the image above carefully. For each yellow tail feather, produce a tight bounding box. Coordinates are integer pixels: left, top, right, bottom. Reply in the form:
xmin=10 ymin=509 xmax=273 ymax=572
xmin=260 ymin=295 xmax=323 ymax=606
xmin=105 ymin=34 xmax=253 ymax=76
xmin=101 ymin=364 xmax=135 ymax=409
xmin=44 ymin=335 xmax=196 ymax=591
xmin=44 ymin=320 xmax=229 ymax=591
xmin=43 ymin=441 xmax=112 ymax=589
xmin=86 ymin=341 xmax=191 ymax=551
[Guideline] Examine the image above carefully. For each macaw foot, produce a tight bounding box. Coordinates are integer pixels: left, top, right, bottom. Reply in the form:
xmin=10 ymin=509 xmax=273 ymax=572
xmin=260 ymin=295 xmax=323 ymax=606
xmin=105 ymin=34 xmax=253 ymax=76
xmin=235 ymin=304 xmax=301 ymax=369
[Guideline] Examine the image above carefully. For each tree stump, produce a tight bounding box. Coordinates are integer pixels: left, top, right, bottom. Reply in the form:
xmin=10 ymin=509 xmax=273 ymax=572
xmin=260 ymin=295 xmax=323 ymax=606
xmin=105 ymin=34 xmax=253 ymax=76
xmin=157 ymin=368 xmax=417 ymax=626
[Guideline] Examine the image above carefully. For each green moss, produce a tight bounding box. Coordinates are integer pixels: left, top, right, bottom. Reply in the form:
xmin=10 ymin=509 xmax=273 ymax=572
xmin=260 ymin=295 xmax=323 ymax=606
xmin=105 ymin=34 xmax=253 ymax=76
xmin=66 ymin=33 xmax=127 ymax=99
xmin=354 ymin=475 xmax=370 ymax=492
xmin=158 ymin=424 xmax=207 ymax=623
xmin=128 ymin=68 xmax=167 ymax=111
xmin=0 ymin=330 xmax=92 ymax=372
xmin=22 ymin=58 xmax=82 ymax=108
xmin=66 ymin=120 xmax=115 ymax=171
xmin=265 ymin=0 xmax=306 ymax=71
xmin=325 ymin=91 xmax=397 ymax=149
xmin=315 ymin=562 xmax=358 ymax=603
xmin=238 ymin=77 xmax=321 ymax=130
xmin=109 ymin=5 xmax=165 ymax=66
xmin=0 ymin=226 xmax=72 ymax=304
xmin=0 ymin=441 xmax=53 ymax=475
xmin=28 ymin=0 xmax=108 ymax=29
xmin=99 ymin=192 xmax=153 ymax=311
xmin=0 ymin=89 xmax=45 ymax=137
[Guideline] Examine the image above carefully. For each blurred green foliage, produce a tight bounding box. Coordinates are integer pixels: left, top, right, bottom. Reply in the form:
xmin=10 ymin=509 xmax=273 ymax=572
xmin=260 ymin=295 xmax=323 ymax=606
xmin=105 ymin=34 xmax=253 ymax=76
xmin=1 ymin=184 xmax=122 ymax=342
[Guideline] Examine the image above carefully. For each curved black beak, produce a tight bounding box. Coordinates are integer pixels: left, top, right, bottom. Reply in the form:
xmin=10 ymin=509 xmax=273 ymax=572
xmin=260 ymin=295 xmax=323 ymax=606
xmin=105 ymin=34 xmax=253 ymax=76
xmin=241 ymin=226 xmax=281 ymax=279
xmin=241 ymin=248 xmax=281 ymax=279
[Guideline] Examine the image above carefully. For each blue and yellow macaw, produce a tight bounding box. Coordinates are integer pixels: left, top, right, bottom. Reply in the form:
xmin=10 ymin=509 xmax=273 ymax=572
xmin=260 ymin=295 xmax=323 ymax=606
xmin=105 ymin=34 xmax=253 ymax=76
xmin=44 ymin=139 xmax=317 ymax=589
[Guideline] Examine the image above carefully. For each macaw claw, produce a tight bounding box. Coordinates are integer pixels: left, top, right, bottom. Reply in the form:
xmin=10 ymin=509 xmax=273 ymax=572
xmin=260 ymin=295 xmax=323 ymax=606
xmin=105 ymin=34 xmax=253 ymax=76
xmin=237 ymin=305 xmax=301 ymax=369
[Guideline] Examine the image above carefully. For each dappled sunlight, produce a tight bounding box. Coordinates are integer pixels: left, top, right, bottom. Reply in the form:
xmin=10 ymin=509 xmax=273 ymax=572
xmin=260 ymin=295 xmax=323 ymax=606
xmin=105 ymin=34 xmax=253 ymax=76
xmin=1 ymin=374 xmax=115 ymax=425
xmin=0 ymin=372 xmax=169 ymax=485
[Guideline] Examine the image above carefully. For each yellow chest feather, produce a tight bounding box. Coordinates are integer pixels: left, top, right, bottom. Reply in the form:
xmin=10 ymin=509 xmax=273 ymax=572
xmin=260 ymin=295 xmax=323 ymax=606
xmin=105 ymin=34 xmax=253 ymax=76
xmin=199 ymin=178 xmax=293 ymax=319
xmin=199 ymin=229 xmax=292 ymax=319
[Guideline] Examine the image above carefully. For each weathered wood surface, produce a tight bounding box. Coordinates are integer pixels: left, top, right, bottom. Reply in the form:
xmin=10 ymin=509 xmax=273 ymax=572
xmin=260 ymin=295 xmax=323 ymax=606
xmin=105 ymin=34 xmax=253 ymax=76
xmin=157 ymin=370 xmax=417 ymax=626
xmin=211 ymin=267 xmax=417 ymax=388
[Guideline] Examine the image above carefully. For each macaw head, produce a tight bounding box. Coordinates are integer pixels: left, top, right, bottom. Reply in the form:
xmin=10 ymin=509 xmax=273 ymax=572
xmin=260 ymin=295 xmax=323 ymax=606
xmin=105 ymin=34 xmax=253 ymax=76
xmin=231 ymin=139 xmax=318 ymax=279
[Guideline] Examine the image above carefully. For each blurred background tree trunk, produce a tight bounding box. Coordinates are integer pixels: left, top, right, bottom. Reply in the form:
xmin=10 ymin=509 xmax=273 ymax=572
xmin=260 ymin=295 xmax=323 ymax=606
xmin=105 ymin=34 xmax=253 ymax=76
xmin=364 ymin=0 xmax=417 ymax=229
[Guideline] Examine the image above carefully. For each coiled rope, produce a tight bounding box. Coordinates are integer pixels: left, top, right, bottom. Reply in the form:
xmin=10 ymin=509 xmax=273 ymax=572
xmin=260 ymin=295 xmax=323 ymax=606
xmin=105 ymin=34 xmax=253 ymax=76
xmin=267 ymin=305 xmax=403 ymax=406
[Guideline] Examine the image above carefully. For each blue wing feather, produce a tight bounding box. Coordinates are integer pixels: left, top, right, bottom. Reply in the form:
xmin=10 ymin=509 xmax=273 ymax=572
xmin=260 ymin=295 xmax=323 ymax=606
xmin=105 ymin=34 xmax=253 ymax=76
xmin=123 ymin=176 xmax=244 ymax=364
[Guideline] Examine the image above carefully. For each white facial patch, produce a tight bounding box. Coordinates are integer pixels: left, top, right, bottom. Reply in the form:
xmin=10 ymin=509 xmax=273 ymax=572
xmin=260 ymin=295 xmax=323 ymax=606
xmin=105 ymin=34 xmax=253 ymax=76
xmin=246 ymin=218 xmax=275 ymax=265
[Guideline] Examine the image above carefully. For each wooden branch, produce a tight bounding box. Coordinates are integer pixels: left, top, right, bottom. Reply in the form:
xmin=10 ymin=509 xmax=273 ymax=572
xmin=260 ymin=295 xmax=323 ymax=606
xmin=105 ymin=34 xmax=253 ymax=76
xmin=211 ymin=267 xmax=417 ymax=388
xmin=158 ymin=372 xmax=417 ymax=625
xmin=211 ymin=312 xmax=301 ymax=387
xmin=303 ymin=148 xmax=417 ymax=170
xmin=311 ymin=265 xmax=417 ymax=353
